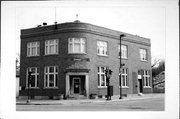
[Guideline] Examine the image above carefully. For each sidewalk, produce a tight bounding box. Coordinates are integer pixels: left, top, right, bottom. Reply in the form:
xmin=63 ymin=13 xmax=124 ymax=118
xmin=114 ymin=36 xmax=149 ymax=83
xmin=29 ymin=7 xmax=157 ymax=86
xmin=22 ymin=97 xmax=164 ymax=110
xmin=16 ymin=93 xmax=164 ymax=105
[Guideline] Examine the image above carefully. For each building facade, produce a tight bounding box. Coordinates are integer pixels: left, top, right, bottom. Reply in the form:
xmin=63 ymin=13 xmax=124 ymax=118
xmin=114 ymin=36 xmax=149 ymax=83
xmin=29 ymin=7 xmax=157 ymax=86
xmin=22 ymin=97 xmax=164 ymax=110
xmin=19 ymin=21 xmax=152 ymax=99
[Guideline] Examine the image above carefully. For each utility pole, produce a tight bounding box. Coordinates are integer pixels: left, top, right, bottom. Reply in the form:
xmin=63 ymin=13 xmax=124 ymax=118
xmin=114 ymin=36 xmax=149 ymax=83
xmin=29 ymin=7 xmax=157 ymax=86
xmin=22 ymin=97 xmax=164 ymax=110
xmin=119 ymin=34 xmax=125 ymax=99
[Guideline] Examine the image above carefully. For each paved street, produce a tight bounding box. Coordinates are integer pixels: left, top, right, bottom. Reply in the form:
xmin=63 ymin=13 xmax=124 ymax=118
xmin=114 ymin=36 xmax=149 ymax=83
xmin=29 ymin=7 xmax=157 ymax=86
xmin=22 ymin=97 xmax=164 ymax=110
xmin=16 ymin=94 xmax=164 ymax=111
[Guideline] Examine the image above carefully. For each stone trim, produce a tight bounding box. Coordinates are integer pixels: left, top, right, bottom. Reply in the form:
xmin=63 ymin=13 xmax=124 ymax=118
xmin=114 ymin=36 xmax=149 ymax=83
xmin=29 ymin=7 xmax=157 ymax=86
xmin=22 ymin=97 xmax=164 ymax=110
xmin=64 ymin=69 xmax=90 ymax=73
xmin=65 ymin=72 xmax=89 ymax=98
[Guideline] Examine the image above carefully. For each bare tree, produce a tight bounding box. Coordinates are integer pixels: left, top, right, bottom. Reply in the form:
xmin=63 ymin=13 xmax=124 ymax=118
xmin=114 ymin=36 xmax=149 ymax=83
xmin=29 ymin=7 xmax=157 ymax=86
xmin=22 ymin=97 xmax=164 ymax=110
xmin=152 ymin=59 xmax=165 ymax=77
xmin=16 ymin=53 xmax=20 ymax=71
xmin=151 ymin=59 xmax=161 ymax=68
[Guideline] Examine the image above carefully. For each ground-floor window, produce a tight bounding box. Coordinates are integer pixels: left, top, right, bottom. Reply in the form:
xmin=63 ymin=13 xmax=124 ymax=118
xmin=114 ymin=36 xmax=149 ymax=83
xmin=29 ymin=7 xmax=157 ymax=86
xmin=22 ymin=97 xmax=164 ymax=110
xmin=44 ymin=66 xmax=58 ymax=88
xmin=143 ymin=70 xmax=150 ymax=87
xmin=120 ymin=68 xmax=128 ymax=87
xmin=97 ymin=67 xmax=107 ymax=87
xmin=26 ymin=67 xmax=39 ymax=88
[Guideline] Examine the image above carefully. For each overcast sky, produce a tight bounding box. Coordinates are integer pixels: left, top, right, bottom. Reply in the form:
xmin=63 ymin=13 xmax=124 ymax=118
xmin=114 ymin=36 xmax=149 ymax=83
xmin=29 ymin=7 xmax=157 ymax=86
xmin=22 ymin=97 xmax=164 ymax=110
xmin=13 ymin=1 xmax=169 ymax=61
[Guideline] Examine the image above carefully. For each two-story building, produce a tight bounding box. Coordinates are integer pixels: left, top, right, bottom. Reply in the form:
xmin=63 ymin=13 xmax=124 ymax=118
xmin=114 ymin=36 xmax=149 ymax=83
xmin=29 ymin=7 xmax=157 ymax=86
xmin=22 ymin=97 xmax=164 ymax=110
xmin=19 ymin=20 xmax=152 ymax=99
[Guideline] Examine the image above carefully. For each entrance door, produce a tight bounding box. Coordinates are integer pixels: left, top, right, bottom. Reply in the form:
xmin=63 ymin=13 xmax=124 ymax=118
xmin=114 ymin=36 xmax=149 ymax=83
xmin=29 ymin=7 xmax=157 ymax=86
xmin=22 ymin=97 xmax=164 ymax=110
xmin=138 ymin=79 xmax=143 ymax=93
xmin=73 ymin=78 xmax=80 ymax=94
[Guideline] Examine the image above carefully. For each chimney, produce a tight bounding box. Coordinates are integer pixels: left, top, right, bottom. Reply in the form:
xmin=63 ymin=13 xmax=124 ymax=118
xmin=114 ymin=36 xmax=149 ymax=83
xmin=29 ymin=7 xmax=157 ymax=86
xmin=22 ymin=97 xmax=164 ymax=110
xmin=43 ymin=22 xmax=47 ymax=26
xmin=37 ymin=25 xmax=41 ymax=27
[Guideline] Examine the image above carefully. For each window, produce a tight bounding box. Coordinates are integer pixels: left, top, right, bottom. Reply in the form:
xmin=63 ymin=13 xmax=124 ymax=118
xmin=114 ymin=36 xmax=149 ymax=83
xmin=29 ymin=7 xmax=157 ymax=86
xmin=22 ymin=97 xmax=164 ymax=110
xmin=143 ymin=70 xmax=150 ymax=87
xmin=97 ymin=41 xmax=108 ymax=56
xmin=97 ymin=67 xmax=107 ymax=87
xmin=26 ymin=67 xmax=39 ymax=88
xmin=68 ymin=38 xmax=86 ymax=53
xmin=27 ymin=42 xmax=40 ymax=56
xmin=44 ymin=66 xmax=58 ymax=88
xmin=140 ymin=48 xmax=148 ymax=61
xmin=119 ymin=68 xmax=128 ymax=87
xmin=118 ymin=45 xmax=128 ymax=59
xmin=45 ymin=39 xmax=58 ymax=55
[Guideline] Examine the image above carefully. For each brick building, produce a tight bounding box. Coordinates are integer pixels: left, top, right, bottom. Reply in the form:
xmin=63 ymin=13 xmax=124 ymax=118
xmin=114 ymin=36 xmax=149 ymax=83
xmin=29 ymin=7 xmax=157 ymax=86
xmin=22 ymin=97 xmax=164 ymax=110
xmin=19 ymin=21 xmax=152 ymax=99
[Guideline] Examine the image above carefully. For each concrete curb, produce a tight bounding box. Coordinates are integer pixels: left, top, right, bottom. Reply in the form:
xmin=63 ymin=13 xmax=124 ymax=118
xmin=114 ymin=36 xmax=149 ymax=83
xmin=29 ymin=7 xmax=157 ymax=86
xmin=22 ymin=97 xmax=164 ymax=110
xmin=16 ymin=94 xmax=164 ymax=105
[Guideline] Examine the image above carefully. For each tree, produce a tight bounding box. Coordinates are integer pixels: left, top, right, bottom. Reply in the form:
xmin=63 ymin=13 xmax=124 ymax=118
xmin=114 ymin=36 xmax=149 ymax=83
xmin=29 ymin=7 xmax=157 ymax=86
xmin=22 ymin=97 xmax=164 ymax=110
xmin=151 ymin=59 xmax=160 ymax=68
xmin=152 ymin=59 xmax=165 ymax=88
xmin=16 ymin=53 xmax=20 ymax=71
xmin=152 ymin=59 xmax=165 ymax=78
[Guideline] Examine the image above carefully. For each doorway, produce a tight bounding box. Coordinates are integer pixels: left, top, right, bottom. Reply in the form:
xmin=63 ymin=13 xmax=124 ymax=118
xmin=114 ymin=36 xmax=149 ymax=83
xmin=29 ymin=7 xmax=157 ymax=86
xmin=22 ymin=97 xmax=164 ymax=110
xmin=73 ymin=77 xmax=80 ymax=94
xmin=69 ymin=75 xmax=85 ymax=95
xmin=138 ymin=79 xmax=143 ymax=93
xmin=66 ymin=73 xmax=89 ymax=98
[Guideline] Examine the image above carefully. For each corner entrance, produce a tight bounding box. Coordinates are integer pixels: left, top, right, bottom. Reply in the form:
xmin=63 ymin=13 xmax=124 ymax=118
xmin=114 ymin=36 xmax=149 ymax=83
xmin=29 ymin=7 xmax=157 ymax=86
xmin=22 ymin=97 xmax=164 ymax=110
xmin=66 ymin=73 xmax=89 ymax=98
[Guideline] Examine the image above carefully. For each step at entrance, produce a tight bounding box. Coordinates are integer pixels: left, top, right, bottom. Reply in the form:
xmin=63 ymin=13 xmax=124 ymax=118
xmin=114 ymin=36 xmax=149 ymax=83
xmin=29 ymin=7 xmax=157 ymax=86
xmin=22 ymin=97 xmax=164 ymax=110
xmin=68 ymin=94 xmax=87 ymax=100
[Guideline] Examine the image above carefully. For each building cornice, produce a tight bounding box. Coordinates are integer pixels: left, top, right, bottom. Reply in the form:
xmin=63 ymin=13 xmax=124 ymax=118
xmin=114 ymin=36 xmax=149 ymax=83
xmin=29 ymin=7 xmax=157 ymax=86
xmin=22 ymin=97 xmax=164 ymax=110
xmin=21 ymin=27 xmax=151 ymax=46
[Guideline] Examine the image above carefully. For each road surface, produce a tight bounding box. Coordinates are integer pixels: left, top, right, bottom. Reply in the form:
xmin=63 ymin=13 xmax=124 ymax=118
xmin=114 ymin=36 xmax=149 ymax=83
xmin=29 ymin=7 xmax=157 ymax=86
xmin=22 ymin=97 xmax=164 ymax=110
xmin=16 ymin=96 xmax=164 ymax=111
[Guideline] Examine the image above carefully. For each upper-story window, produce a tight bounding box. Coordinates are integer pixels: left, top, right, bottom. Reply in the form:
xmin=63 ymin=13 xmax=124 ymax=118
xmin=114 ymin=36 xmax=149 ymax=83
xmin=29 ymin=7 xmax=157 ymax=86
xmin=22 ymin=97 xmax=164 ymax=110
xmin=140 ymin=48 xmax=148 ymax=61
xmin=27 ymin=42 xmax=40 ymax=56
xmin=118 ymin=45 xmax=128 ymax=59
xmin=97 ymin=41 xmax=108 ymax=56
xmin=45 ymin=39 xmax=58 ymax=55
xmin=68 ymin=38 xmax=86 ymax=54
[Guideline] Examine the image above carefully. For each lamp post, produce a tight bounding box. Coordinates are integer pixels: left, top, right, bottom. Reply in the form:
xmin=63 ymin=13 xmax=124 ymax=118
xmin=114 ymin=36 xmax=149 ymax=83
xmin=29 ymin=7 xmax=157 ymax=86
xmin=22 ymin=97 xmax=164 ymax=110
xmin=119 ymin=34 xmax=125 ymax=99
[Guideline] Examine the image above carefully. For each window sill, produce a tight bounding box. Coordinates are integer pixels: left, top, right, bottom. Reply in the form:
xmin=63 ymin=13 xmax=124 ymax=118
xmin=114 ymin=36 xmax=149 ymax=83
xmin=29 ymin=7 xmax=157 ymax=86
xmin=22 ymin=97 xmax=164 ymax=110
xmin=43 ymin=87 xmax=58 ymax=89
xmin=44 ymin=54 xmax=59 ymax=56
xmin=68 ymin=52 xmax=87 ymax=55
xmin=26 ymin=87 xmax=40 ymax=89
xmin=26 ymin=55 xmax=40 ymax=57
xmin=143 ymin=86 xmax=151 ymax=88
xmin=140 ymin=60 xmax=148 ymax=62
xmin=118 ymin=57 xmax=128 ymax=60
xmin=97 ymin=54 xmax=108 ymax=57
xmin=98 ymin=86 xmax=107 ymax=89
xmin=119 ymin=86 xmax=129 ymax=88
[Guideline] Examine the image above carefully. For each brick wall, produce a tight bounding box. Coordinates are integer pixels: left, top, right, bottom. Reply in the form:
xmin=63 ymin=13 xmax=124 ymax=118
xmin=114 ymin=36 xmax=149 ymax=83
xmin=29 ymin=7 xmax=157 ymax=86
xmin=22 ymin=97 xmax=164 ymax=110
xmin=20 ymin=22 xmax=152 ymax=97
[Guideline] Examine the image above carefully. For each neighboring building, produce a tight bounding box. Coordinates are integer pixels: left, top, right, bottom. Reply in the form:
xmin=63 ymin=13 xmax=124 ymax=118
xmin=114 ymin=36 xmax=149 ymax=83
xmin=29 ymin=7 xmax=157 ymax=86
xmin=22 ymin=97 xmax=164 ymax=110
xmin=19 ymin=20 xmax=152 ymax=99
xmin=16 ymin=70 xmax=20 ymax=97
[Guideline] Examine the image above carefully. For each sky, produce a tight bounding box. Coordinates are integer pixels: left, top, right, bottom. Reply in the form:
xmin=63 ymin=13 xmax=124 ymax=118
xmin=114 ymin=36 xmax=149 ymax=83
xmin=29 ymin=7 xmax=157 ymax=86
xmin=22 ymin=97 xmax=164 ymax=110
xmin=14 ymin=1 xmax=167 ymax=62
